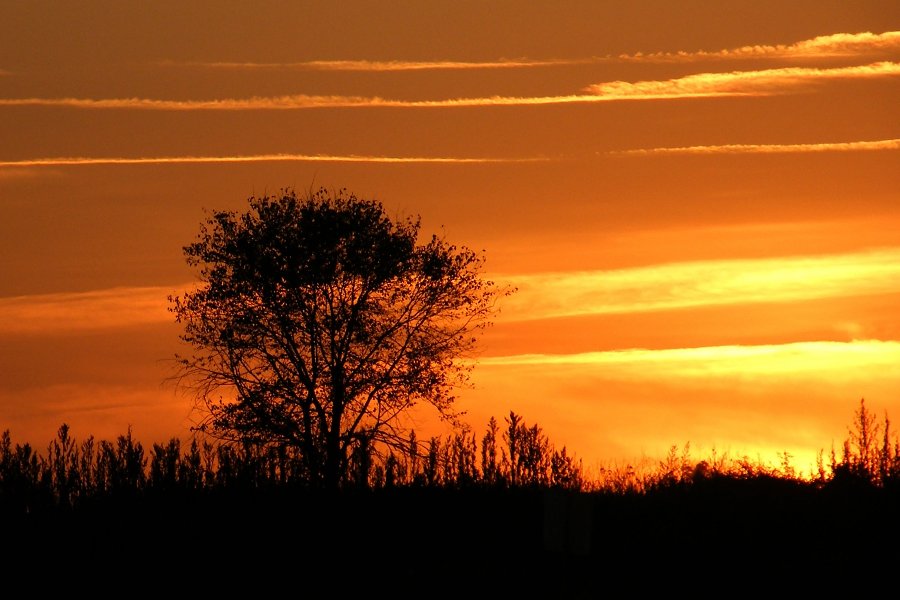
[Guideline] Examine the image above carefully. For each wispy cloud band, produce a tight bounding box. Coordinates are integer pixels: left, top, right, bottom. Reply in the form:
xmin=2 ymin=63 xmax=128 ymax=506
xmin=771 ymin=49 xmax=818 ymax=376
xmin=3 ymin=61 xmax=895 ymax=111
xmin=617 ymin=138 xmax=900 ymax=156
xmin=477 ymin=340 xmax=900 ymax=379
xmin=583 ymin=61 xmax=900 ymax=99
xmin=0 ymin=153 xmax=545 ymax=168
xmin=0 ymin=93 xmax=609 ymax=110
xmin=0 ymin=94 xmax=395 ymax=110
xmin=162 ymin=31 xmax=900 ymax=72
xmin=0 ymin=286 xmax=177 ymax=334
xmin=617 ymin=31 xmax=900 ymax=62
xmin=498 ymin=248 xmax=900 ymax=321
xmin=8 ymin=248 xmax=900 ymax=336
xmin=162 ymin=58 xmax=590 ymax=71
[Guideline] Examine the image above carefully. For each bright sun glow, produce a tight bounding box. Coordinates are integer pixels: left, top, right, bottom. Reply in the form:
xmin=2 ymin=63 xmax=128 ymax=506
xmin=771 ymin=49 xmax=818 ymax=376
xmin=476 ymin=339 xmax=900 ymax=379
xmin=496 ymin=248 xmax=900 ymax=321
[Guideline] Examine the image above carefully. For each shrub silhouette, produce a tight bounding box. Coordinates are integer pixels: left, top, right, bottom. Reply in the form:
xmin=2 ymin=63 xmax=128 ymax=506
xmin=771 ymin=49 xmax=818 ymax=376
xmin=2 ymin=399 xmax=898 ymax=585
xmin=3 ymin=400 xmax=898 ymax=508
xmin=828 ymin=398 xmax=900 ymax=489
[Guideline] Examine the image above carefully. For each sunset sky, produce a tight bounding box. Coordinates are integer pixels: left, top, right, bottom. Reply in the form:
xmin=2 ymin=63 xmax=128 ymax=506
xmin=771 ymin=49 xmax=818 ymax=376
xmin=1 ymin=2 xmax=898 ymax=476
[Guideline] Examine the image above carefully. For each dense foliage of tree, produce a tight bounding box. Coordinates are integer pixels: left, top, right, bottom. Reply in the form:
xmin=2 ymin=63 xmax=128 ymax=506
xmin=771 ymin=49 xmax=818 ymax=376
xmin=169 ymin=188 xmax=505 ymax=487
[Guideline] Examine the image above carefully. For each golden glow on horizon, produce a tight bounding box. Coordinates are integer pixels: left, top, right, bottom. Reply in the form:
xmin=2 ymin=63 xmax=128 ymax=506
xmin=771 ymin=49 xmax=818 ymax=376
xmin=497 ymin=248 xmax=900 ymax=321
xmin=464 ymin=339 xmax=900 ymax=479
xmin=617 ymin=139 xmax=900 ymax=155
xmin=4 ymin=61 xmax=896 ymax=111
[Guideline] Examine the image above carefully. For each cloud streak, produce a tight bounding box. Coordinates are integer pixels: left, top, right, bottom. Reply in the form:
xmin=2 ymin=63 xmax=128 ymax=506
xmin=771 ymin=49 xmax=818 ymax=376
xmin=0 ymin=93 xmax=602 ymax=110
xmin=163 ymin=58 xmax=590 ymax=71
xmin=617 ymin=138 xmax=900 ymax=156
xmin=0 ymin=94 xmax=399 ymax=110
xmin=0 ymin=286 xmax=179 ymax=334
xmin=0 ymin=153 xmax=545 ymax=168
xmin=9 ymin=250 xmax=900 ymax=337
xmin=478 ymin=340 xmax=900 ymax=380
xmin=164 ymin=32 xmax=900 ymax=71
xmin=497 ymin=248 xmax=900 ymax=322
xmin=617 ymin=31 xmax=900 ymax=62
xmin=10 ymin=246 xmax=899 ymax=336
xmin=583 ymin=61 xmax=900 ymax=99
xmin=3 ymin=61 xmax=895 ymax=111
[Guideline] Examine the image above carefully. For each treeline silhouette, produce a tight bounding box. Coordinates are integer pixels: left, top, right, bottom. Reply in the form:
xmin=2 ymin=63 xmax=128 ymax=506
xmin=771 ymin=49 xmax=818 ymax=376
xmin=3 ymin=401 xmax=898 ymax=507
xmin=2 ymin=400 xmax=899 ymax=589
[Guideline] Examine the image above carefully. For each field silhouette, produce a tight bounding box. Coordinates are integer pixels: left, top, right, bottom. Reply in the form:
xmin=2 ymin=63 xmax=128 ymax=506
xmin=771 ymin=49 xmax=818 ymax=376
xmin=2 ymin=400 xmax=898 ymax=593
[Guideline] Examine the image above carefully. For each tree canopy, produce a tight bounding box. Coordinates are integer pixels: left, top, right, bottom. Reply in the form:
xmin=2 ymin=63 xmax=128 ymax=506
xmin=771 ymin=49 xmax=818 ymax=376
xmin=169 ymin=187 xmax=505 ymax=487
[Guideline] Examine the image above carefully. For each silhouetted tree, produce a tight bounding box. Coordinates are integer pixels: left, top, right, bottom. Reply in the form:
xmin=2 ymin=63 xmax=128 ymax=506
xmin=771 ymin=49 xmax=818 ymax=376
xmin=445 ymin=428 xmax=478 ymax=486
xmin=481 ymin=416 xmax=500 ymax=486
xmin=424 ymin=437 xmax=440 ymax=487
xmin=95 ymin=428 xmax=145 ymax=494
xmin=550 ymin=447 xmax=583 ymax=490
xmin=829 ymin=398 xmax=900 ymax=488
xmin=170 ymin=188 xmax=505 ymax=487
xmin=503 ymin=411 xmax=524 ymax=486
xmin=500 ymin=412 xmax=569 ymax=487
xmin=405 ymin=431 xmax=420 ymax=484
xmin=848 ymin=398 xmax=879 ymax=481
xmin=47 ymin=424 xmax=79 ymax=506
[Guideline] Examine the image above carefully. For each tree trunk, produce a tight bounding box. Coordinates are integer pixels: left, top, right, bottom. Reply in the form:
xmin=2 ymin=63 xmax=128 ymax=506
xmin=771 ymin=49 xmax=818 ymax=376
xmin=324 ymin=377 xmax=345 ymax=489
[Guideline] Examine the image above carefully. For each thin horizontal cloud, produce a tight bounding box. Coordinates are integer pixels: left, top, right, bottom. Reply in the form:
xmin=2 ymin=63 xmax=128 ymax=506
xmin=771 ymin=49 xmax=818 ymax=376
xmin=0 ymin=286 xmax=180 ymax=334
xmin=4 ymin=61 xmax=896 ymax=111
xmin=0 ymin=93 xmax=597 ymax=110
xmin=497 ymin=248 xmax=900 ymax=322
xmin=617 ymin=138 xmax=900 ymax=156
xmin=583 ymin=61 xmax=900 ymax=99
xmin=618 ymin=30 xmax=900 ymax=62
xmin=478 ymin=339 xmax=900 ymax=380
xmin=0 ymin=94 xmax=396 ymax=110
xmin=166 ymin=32 xmax=900 ymax=71
xmin=0 ymin=153 xmax=545 ymax=168
xmin=164 ymin=58 xmax=589 ymax=71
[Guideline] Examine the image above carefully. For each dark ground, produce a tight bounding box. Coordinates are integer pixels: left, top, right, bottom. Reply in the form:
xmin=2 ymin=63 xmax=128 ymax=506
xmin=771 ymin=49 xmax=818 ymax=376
xmin=3 ymin=479 xmax=897 ymax=595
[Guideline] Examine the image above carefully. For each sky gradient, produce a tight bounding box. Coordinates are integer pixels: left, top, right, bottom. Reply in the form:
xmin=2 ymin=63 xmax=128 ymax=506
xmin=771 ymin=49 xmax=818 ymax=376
xmin=2 ymin=1 xmax=898 ymax=475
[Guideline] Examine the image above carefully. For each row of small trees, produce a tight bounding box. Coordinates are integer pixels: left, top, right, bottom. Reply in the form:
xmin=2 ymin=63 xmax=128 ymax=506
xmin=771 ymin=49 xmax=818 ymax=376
xmin=2 ymin=401 xmax=898 ymax=515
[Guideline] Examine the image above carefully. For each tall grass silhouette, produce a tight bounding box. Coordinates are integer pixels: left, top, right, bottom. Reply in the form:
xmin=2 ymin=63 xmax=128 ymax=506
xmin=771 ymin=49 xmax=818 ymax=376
xmin=1 ymin=400 xmax=897 ymax=589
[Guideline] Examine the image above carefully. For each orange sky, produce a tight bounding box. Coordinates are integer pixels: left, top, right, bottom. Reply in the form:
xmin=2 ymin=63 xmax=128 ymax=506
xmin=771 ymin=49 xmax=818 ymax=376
xmin=1 ymin=1 xmax=898 ymax=476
